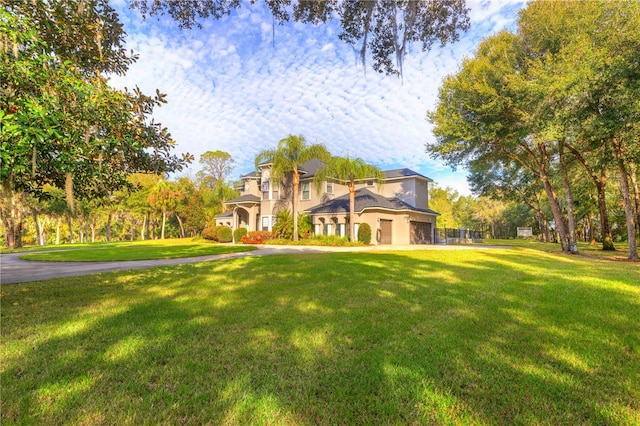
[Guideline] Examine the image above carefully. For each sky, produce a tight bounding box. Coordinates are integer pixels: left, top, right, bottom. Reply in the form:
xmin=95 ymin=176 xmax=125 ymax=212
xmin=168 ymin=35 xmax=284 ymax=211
xmin=109 ymin=0 xmax=528 ymax=195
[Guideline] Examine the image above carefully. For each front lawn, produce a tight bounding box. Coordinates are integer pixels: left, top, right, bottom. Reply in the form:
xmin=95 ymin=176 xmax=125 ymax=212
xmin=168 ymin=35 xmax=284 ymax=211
xmin=17 ymin=239 xmax=256 ymax=262
xmin=1 ymin=247 xmax=638 ymax=424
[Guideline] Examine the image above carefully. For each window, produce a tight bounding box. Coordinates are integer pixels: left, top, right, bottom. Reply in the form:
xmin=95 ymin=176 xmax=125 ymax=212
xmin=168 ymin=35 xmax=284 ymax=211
xmin=314 ymin=223 xmax=321 ymax=235
xmin=323 ymin=223 xmax=332 ymax=235
xmin=326 ymin=182 xmax=334 ymax=194
xmin=301 ymin=182 xmax=310 ymax=200
xmin=336 ymin=223 xmax=344 ymax=237
xmin=272 ymin=182 xmax=279 ymax=200
xmin=261 ymin=181 xmax=269 ymax=200
xmin=354 ymin=223 xmax=360 ymax=240
xmin=366 ymin=180 xmax=374 ymax=187
xmin=261 ymin=216 xmax=270 ymax=231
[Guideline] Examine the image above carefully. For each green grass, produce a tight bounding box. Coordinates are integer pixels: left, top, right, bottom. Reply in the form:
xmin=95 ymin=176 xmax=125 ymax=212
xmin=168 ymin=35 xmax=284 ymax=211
xmin=16 ymin=239 xmax=256 ymax=262
xmin=1 ymin=247 xmax=639 ymax=424
xmin=482 ymin=238 xmax=635 ymax=260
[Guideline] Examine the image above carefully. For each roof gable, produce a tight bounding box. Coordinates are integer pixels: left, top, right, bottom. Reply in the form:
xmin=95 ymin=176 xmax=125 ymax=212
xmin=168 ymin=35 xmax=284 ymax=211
xmin=305 ymin=188 xmax=439 ymax=216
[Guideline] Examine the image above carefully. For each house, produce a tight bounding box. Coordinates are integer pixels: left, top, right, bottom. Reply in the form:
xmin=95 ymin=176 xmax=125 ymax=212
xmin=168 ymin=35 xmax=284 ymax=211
xmin=215 ymin=159 xmax=440 ymax=245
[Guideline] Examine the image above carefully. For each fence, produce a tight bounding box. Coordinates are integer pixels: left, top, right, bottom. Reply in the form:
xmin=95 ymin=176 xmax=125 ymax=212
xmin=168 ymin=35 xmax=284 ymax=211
xmin=434 ymin=228 xmax=484 ymax=244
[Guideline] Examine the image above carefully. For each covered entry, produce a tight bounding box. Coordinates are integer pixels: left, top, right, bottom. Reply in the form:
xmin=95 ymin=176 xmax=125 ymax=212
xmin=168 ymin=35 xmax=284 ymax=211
xmin=410 ymin=221 xmax=432 ymax=244
xmin=378 ymin=219 xmax=393 ymax=244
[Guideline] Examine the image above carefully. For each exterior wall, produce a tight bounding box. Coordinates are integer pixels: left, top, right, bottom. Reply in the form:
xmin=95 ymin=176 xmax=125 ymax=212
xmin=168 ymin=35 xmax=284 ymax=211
xmin=217 ymin=218 xmax=233 ymax=227
xmin=234 ymin=205 xmax=260 ymax=231
xmin=298 ymin=179 xmax=349 ymax=212
xmin=377 ymin=178 xmax=430 ymax=210
xmin=242 ymin=178 xmax=261 ymax=197
xmin=311 ymin=213 xmax=350 ymax=238
xmin=357 ymin=211 xmax=408 ymax=245
xmin=380 ymin=180 xmax=416 ymax=207
xmin=415 ymin=180 xmax=430 ymax=210
xmin=311 ymin=209 xmax=437 ymax=245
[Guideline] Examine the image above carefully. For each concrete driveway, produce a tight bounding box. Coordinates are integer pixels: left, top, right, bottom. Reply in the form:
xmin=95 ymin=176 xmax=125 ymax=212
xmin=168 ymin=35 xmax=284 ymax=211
xmin=0 ymin=244 xmax=504 ymax=285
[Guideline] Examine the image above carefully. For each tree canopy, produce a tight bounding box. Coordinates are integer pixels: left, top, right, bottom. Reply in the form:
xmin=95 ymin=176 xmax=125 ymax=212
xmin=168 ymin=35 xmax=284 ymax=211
xmin=0 ymin=1 xmax=192 ymax=248
xmin=313 ymin=155 xmax=384 ymax=241
xmin=129 ymin=0 xmax=470 ymax=76
xmin=427 ymin=0 xmax=640 ymax=259
xmin=255 ymin=134 xmax=330 ymax=241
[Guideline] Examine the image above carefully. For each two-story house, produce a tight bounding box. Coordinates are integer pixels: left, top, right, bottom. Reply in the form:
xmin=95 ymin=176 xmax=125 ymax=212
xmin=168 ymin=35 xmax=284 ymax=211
xmin=215 ymin=159 xmax=440 ymax=245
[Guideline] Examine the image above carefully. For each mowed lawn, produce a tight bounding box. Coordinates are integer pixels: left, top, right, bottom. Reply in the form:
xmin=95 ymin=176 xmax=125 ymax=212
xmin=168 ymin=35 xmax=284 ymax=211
xmin=1 ymin=247 xmax=638 ymax=424
xmin=16 ymin=238 xmax=256 ymax=261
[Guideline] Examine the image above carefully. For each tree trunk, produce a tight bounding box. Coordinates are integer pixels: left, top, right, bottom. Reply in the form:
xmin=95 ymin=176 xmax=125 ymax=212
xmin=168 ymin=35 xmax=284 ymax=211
xmin=540 ymin=171 xmax=570 ymax=253
xmin=629 ymin=163 xmax=640 ymax=238
xmin=613 ymin=139 xmax=638 ymax=260
xmin=348 ymin=181 xmax=356 ymax=241
xmin=559 ymin=141 xmax=578 ymax=254
xmin=588 ymin=213 xmax=596 ymax=244
xmin=292 ymin=169 xmax=300 ymax=241
xmin=161 ymin=210 xmax=166 ymax=239
xmin=565 ymin=142 xmax=614 ymax=250
xmin=67 ymin=214 xmax=75 ymax=244
xmin=1 ymin=175 xmax=24 ymax=249
xmin=56 ymin=217 xmax=61 ymax=244
xmin=175 ymin=213 xmax=185 ymax=238
xmin=32 ymin=208 xmax=46 ymax=246
xmin=141 ymin=213 xmax=147 ymax=241
xmin=79 ymin=217 xmax=85 ymax=243
xmin=105 ymin=212 xmax=112 ymax=242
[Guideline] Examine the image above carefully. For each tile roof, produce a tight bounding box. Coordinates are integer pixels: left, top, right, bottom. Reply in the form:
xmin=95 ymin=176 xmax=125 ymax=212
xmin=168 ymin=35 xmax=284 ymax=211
xmin=305 ymin=188 xmax=439 ymax=215
xmin=241 ymin=171 xmax=260 ymax=179
xmin=224 ymin=194 xmax=260 ymax=205
xmin=215 ymin=210 xmax=234 ymax=218
xmin=383 ymin=168 xmax=432 ymax=181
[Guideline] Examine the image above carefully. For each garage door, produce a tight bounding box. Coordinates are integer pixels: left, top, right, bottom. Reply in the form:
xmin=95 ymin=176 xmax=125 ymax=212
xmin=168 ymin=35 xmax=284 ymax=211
xmin=379 ymin=219 xmax=392 ymax=244
xmin=410 ymin=221 xmax=432 ymax=244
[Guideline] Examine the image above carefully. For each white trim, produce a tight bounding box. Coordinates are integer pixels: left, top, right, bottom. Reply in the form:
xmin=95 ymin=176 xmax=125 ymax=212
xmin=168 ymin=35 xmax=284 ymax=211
xmin=326 ymin=181 xmax=334 ymax=194
xmin=261 ymin=215 xmax=273 ymax=231
xmin=300 ymin=182 xmax=311 ymax=200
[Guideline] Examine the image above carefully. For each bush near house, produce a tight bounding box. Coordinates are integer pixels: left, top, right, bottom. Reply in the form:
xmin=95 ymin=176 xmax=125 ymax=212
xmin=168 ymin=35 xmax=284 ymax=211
xmin=202 ymin=225 xmax=228 ymax=242
xmin=233 ymin=227 xmax=248 ymax=243
xmin=357 ymin=222 xmax=372 ymax=244
xmin=217 ymin=227 xmax=233 ymax=243
xmin=265 ymin=235 xmax=363 ymax=247
xmin=241 ymin=231 xmax=276 ymax=244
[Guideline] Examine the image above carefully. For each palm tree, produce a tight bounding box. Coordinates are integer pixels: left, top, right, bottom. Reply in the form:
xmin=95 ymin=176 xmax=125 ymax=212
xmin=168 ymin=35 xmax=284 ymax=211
xmin=255 ymin=135 xmax=330 ymax=241
xmin=313 ymin=156 xmax=385 ymax=241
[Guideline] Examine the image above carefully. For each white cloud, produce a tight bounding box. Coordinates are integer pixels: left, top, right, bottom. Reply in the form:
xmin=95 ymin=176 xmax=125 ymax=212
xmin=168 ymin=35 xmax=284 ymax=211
xmin=110 ymin=1 xmax=528 ymax=196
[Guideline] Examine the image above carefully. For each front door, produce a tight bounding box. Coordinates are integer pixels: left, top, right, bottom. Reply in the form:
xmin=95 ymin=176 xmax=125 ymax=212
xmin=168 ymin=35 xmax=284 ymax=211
xmin=379 ymin=219 xmax=392 ymax=244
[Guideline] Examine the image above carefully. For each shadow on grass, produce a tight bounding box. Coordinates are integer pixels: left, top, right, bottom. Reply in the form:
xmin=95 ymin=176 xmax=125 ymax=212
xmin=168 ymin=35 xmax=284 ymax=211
xmin=1 ymin=250 xmax=639 ymax=424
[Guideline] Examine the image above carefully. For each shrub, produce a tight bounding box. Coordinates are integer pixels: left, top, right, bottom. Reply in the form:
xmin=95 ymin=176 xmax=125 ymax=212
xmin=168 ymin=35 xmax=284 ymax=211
xmin=233 ymin=227 xmax=248 ymax=243
xmin=217 ymin=226 xmax=233 ymax=243
xmin=241 ymin=231 xmax=276 ymax=244
xmin=201 ymin=226 xmax=218 ymax=241
xmin=264 ymin=235 xmax=363 ymax=247
xmin=273 ymin=210 xmax=293 ymax=239
xmin=298 ymin=213 xmax=313 ymax=239
xmin=358 ymin=222 xmax=372 ymax=244
xmin=202 ymin=225 xmax=227 ymax=242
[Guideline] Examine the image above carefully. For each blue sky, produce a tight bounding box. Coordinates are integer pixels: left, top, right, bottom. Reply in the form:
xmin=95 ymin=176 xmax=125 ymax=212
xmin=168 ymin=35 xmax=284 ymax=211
xmin=109 ymin=0 xmax=527 ymax=195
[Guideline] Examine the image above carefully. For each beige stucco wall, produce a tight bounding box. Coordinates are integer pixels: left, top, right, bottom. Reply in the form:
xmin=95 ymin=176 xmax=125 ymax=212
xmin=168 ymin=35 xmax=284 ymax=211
xmin=310 ymin=210 xmax=437 ymax=245
xmin=242 ymin=178 xmax=260 ymax=196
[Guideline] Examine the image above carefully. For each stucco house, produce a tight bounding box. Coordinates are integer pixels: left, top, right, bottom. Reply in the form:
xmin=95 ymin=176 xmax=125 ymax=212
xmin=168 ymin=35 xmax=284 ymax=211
xmin=215 ymin=159 xmax=440 ymax=245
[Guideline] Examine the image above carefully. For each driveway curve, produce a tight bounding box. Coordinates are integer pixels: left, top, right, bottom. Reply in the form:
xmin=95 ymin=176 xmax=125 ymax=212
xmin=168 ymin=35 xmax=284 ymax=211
xmin=1 ymin=244 xmax=506 ymax=285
